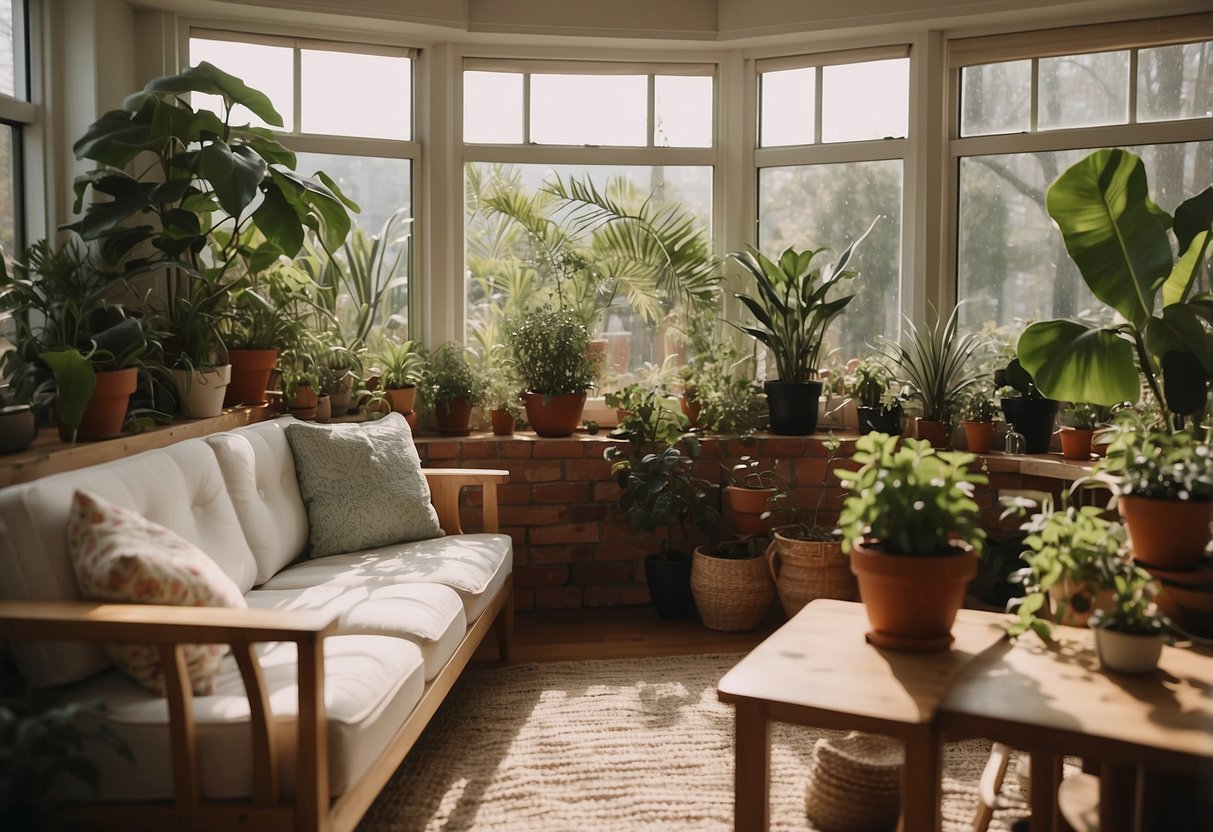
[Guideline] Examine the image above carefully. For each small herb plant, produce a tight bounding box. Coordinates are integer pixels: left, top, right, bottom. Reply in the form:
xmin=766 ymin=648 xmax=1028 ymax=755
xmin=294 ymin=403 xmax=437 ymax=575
xmin=424 ymin=343 xmax=487 ymax=410
xmin=606 ymin=383 xmax=686 ymax=449
xmin=1101 ymin=423 xmax=1213 ymax=502
xmin=723 ymin=455 xmax=780 ymax=490
xmin=372 ymin=339 xmax=424 ymax=389
xmin=1089 ymin=568 xmax=1173 ymax=637
xmin=1001 ymin=493 xmax=1130 ymax=640
xmin=767 ymin=435 xmax=844 ymax=542
xmin=837 ymin=433 xmax=987 ymax=556
xmin=482 ymin=344 xmax=522 ymax=417
xmin=505 ymin=307 xmax=598 ymax=396
xmin=1060 ymin=403 xmax=1099 ymax=430
xmin=963 ymin=395 xmax=999 ymax=423
xmin=848 ymin=359 xmax=893 ymax=409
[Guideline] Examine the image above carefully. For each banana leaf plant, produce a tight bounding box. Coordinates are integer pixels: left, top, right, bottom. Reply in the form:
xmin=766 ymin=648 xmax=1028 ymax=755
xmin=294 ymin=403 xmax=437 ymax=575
xmin=1017 ymin=149 xmax=1213 ymax=430
xmin=727 ymin=217 xmax=878 ymax=382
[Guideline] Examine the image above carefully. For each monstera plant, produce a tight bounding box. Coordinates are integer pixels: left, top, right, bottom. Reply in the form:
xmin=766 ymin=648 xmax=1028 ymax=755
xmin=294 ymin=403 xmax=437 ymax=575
xmin=1016 ymin=149 xmax=1213 ymax=430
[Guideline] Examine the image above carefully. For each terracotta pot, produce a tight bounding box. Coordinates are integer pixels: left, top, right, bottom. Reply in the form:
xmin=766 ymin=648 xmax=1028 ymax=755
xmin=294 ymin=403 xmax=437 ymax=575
xmin=962 ymin=421 xmax=994 ymax=454
xmin=315 ymin=394 xmax=332 ymax=423
xmin=328 ymin=376 xmax=354 ymax=415
xmin=916 ymin=419 xmax=951 ymax=448
xmin=170 ymin=364 xmax=231 ymax=419
xmin=404 ymin=411 xmax=418 ymax=431
xmin=1119 ymin=496 xmax=1213 ymax=570
xmin=726 ymin=485 xmax=777 ymax=536
xmin=288 ymin=384 xmax=319 ymax=421
xmin=766 ymin=528 xmax=857 ymax=617
xmin=385 ymin=385 xmax=418 ymax=414
xmin=691 ymin=546 xmax=776 ymax=632
xmin=0 ymin=405 xmax=37 ymax=454
xmin=523 ymin=391 xmax=586 ymax=438
xmin=1093 ymin=627 xmax=1163 ymax=675
xmin=60 ymin=367 xmax=138 ymax=442
xmin=680 ymin=394 xmax=702 ymax=429
xmin=1059 ymin=427 xmax=1094 ymax=460
xmin=849 ymin=539 xmax=978 ymax=651
xmin=224 ymin=349 xmax=279 ymax=406
xmin=435 ymin=396 xmax=473 ymax=436
xmin=490 ymin=408 xmax=515 ymax=436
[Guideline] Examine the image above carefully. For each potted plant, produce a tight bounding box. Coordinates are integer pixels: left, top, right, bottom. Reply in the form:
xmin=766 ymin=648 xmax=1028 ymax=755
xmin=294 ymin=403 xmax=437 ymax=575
xmin=1090 ymin=568 xmax=1174 ymax=675
xmin=683 ymin=345 xmax=764 ymax=436
xmin=691 ymin=535 xmax=776 ymax=632
xmin=482 ymin=345 xmax=521 ymax=436
xmin=0 ymin=388 xmax=36 ymax=455
xmin=877 ymin=305 xmax=982 ymax=448
xmin=280 ymin=338 xmax=322 ymax=421
xmin=371 ymin=339 xmax=424 ymax=416
xmin=1059 ymin=403 xmax=1099 ymax=460
xmin=764 ymin=436 xmax=858 ymax=616
xmin=727 ymin=219 xmax=877 ymax=435
xmin=722 ymin=456 xmax=780 ymax=536
xmin=837 ymin=433 xmax=987 ymax=651
xmin=506 ymin=307 xmax=598 ymax=438
xmin=1101 ymin=425 xmax=1213 ymax=570
xmin=424 ymin=343 xmax=487 ymax=437
xmin=997 ymin=358 xmax=1060 ymax=454
xmin=604 ymin=390 xmax=722 ymax=620
xmin=961 ymin=394 xmax=998 ymax=454
xmin=165 ymin=280 xmax=232 ymax=419
xmin=317 ymin=339 xmax=363 ymax=417
xmin=1015 ymin=149 xmax=1213 ymax=430
xmin=849 ymin=359 xmax=902 ymax=436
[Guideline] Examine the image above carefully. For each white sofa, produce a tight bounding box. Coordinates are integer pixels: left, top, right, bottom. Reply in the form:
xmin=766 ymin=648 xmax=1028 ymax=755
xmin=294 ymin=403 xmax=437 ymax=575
xmin=0 ymin=417 xmax=513 ymax=832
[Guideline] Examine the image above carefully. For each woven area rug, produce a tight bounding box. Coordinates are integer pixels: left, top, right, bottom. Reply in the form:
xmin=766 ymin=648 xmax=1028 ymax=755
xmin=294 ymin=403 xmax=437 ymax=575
xmin=358 ymin=654 xmax=1031 ymax=832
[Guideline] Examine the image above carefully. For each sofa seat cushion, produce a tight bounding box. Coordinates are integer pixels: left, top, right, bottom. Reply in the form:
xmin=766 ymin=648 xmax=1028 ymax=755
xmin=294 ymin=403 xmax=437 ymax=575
xmin=64 ymin=634 xmax=425 ymax=801
xmin=258 ymin=533 xmax=513 ymax=622
xmin=246 ymin=583 xmax=466 ymax=682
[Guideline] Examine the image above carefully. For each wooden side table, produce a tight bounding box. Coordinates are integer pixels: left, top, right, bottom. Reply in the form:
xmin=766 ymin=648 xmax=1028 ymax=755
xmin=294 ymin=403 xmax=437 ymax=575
xmin=717 ymin=600 xmax=1008 ymax=832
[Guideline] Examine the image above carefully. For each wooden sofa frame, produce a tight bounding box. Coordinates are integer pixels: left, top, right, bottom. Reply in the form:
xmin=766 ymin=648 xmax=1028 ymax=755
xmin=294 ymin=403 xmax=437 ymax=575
xmin=0 ymin=467 xmax=513 ymax=832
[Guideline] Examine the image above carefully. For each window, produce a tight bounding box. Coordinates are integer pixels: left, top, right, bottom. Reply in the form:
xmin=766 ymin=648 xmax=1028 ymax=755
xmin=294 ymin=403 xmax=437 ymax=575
xmin=463 ymin=61 xmax=716 ymax=377
xmin=756 ymin=49 xmax=909 ymax=365
xmin=953 ymin=21 xmax=1213 ymax=338
xmin=188 ymin=31 xmax=416 ymax=337
xmin=0 ymin=0 xmax=31 ymax=256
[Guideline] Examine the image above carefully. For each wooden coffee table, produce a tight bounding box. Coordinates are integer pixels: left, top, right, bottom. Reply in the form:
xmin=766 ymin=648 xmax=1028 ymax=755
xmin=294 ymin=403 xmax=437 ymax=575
xmin=717 ymin=600 xmax=1008 ymax=832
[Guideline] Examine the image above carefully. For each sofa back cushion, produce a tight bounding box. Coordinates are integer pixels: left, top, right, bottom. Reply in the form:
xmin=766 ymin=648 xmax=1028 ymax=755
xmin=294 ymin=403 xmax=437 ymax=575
xmin=206 ymin=418 xmax=309 ymax=583
xmin=0 ymin=439 xmax=259 ymax=687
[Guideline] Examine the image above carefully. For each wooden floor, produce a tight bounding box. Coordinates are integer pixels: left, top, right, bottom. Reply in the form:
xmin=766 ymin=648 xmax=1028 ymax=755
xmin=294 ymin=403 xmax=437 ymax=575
xmin=473 ymin=605 xmax=785 ymax=664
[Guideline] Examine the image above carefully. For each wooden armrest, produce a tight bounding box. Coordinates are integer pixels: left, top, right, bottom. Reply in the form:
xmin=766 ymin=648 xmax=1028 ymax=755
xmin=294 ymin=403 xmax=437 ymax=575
xmin=0 ymin=600 xmax=339 ymax=644
xmin=424 ymin=468 xmax=510 ymax=534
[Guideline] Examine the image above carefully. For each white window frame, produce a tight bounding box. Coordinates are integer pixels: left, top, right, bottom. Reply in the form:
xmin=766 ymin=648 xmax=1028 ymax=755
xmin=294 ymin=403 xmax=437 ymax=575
xmin=0 ymin=0 xmax=35 ymax=251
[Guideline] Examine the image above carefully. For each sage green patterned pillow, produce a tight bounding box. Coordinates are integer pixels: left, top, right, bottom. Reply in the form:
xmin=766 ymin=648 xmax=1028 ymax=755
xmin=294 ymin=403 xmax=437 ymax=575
xmin=285 ymin=413 xmax=444 ymax=558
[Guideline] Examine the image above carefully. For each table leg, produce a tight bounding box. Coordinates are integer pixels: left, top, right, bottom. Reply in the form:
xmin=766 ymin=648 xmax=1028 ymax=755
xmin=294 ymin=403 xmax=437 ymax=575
xmin=1028 ymin=752 xmax=1063 ymax=832
xmin=733 ymin=700 xmax=770 ymax=832
xmin=901 ymin=725 xmax=942 ymax=832
xmin=1099 ymin=762 xmax=1139 ymax=832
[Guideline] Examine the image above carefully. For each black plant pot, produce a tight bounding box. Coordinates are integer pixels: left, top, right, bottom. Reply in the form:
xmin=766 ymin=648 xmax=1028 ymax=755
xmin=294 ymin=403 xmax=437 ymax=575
xmin=764 ymin=380 xmax=823 ymax=436
xmin=1001 ymin=397 xmax=1060 ymax=454
xmin=645 ymin=553 xmax=693 ymax=620
xmin=857 ymin=403 xmax=903 ymax=436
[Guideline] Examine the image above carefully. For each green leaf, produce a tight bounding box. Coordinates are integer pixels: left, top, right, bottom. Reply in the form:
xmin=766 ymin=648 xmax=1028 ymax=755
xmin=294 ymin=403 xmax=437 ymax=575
xmin=1145 ymin=304 xmax=1213 ymax=376
xmin=1172 ymin=186 xmax=1213 ymax=255
xmin=1045 ymin=149 xmax=1173 ymax=329
xmin=38 ymin=349 xmax=97 ymax=443
xmin=72 ymin=108 xmax=156 ymax=166
xmin=1160 ymin=350 xmax=1210 ymax=417
xmin=198 ymin=140 xmax=266 ymax=217
xmin=253 ymin=178 xmax=305 ymax=256
xmin=1017 ymin=319 xmax=1140 ymax=406
xmin=1161 ymin=230 xmax=1210 ymax=307
xmin=142 ymin=62 xmax=284 ymax=127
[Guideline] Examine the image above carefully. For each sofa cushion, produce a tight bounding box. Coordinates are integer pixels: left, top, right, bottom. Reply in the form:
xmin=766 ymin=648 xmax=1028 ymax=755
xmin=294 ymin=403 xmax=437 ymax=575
xmin=61 ymin=634 xmax=425 ymax=801
xmin=284 ymin=414 xmax=443 ymax=559
xmin=67 ymin=491 xmax=248 ymax=696
xmin=257 ymin=533 xmax=513 ymax=623
xmin=0 ymin=439 xmax=259 ymax=687
xmin=207 ymin=418 xmax=309 ymax=583
xmin=245 ymin=583 xmax=466 ymax=682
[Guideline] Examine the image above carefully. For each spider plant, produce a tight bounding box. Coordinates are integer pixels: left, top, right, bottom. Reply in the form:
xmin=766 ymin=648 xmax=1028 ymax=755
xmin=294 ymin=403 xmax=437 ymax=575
xmin=878 ymin=304 xmax=983 ymax=426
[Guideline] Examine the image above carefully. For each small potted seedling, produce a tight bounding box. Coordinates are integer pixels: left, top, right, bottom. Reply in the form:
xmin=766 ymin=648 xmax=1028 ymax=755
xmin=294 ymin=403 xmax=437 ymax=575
xmin=1089 ymin=567 xmax=1173 ymax=674
xmin=723 ymin=456 xmax=780 ymax=536
xmin=961 ymin=394 xmax=998 ymax=454
xmin=1058 ymin=403 xmax=1098 ymax=460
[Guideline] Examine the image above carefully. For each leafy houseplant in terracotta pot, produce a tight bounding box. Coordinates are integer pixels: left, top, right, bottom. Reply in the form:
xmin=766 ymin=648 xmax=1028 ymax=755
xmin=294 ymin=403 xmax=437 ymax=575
xmin=604 ymin=390 xmax=721 ymax=620
xmin=482 ymin=345 xmax=521 ymax=436
xmin=727 ymin=219 xmax=877 ymax=435
xmin=372 ymin=339 xmax=424 ymax=416
xmin=1090 ymin=568 xmax=1174 ymax=675
xmin=960 ymin=394 xmax=998 ymax=454
xmin=837 ymin=433 xmax=987 ymax=651
xmin=1058 ymin=403 xmax=1099 ymax=460
xmin=848 ymin=359 xmax=902 ymax=436
xmin=506 ymin=307 xmax=597 ymax=438
xmin=317 ymin=340 xmax=362 ymax=417
xmin=1102 ymin=425 xmax=1213 ymax=571
xmin=877 ymin=305 xmax=982 ymax=449
xmin=424 ymin=343 xmax=487 ymax=437
xmin=723 ymin=456 xmax=779 ymax=536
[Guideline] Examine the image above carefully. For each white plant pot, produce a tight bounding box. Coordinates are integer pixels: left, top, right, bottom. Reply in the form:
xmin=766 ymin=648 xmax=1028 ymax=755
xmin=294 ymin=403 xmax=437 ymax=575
xmin=1093 ymin=626 xmax=1163 ymax=674
xmin=171 ymin=365 xmax=232 ymax=419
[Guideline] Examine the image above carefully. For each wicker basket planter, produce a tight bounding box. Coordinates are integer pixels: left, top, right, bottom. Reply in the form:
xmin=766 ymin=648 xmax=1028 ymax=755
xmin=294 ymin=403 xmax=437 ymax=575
xmin=804 ymin=732 xmax=903 ymax=832
xmin=766 ymin=526 xmax=858 ymax=617
xmin=690 ymin=543 xmax=775 ymax=631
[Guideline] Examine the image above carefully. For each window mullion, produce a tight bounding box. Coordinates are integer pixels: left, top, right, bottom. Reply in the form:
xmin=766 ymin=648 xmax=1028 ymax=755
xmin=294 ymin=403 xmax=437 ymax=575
xmin=1128 ymin=48 xmax=1139 ymax=126
xmin=813 ymin=66 xmax=823 ymax=145
xmin=1029 ymin=57 xmax=1038 ymax=133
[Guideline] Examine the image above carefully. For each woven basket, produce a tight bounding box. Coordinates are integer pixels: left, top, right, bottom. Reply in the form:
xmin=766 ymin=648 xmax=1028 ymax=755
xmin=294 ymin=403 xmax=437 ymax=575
xmin=805 ymin=733 xmax=903 ymax=831
xmin=690 ymin=546 xmax=775 ymax=631
xmin=767 ymin=528 xmax=858 ymax=617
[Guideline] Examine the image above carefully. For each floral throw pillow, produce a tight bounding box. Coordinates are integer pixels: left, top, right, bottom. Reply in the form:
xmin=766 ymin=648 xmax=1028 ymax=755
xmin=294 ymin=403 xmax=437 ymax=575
xmin=66 ymin=490 xmax=247 ymax=696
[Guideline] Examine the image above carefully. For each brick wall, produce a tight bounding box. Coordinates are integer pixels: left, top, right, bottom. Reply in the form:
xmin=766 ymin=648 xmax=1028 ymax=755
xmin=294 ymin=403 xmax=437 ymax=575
xmin=413 ymin=433 xmax=1071 ymax=612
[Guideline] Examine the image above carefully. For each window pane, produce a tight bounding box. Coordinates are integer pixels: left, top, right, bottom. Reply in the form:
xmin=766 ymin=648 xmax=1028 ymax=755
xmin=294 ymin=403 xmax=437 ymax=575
xmin=0 ymin=125 xmax=15 ymax=253
xmin=531 ymin=75 xmax=647 ymax=146
xmin=0 ymin=0 xmax=17 ymax=98
xmin=961 ymin=60 xmax=1031 ymax=136
xmin=301 ymin=50 xmax=411 ymax=140
xmin=1038 ymin=51 xmax=1129 ymax=130
xmin=760 ymin=67 xmax=815 ymax=147
xmin=465 ymin=162 xmax=712 ymax=375
xmin=822 ymin=59 xmax=908 ymax=143
xmin=189 ymin=38 xmax=294 ymax=131
xmin=465 ymin=71 xmax=524 ymax=143
xmin=1138 ymin=41 xmax=1213 ymax=123
xmin=758 ymin=160 xmax=903 ymax=362
xmin=957 ymin=141 xmax=1211 ymax=333
xmin=654 ymin=75 xmax=712 ymax=148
